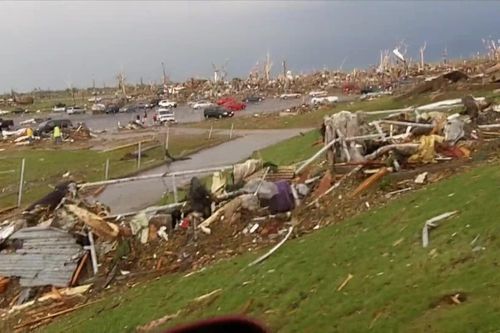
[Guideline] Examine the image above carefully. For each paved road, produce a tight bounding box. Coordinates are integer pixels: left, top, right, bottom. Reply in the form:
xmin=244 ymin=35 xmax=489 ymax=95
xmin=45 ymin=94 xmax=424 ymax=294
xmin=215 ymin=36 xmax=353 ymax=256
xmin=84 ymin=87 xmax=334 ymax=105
xmin=96 ymin=128 xmax=307 ymax=214
xmin=7 ymin=98 xmax=304 ymax=132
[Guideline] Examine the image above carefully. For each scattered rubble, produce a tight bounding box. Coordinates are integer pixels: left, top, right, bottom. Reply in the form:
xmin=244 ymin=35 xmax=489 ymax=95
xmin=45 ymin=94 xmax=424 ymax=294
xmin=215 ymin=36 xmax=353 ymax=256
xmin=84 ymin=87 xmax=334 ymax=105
xmin=0 ymin=58 xmax=500 ymax=331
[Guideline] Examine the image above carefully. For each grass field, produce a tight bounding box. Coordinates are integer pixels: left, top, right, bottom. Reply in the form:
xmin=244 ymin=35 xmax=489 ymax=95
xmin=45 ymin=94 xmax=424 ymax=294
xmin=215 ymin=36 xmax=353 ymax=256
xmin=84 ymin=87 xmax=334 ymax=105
xmin=39 ymin=161 xmax=500 ymax=333
xmin=0 ymin=134 xmax=227 ymax=209
xmin=254 ymin=129 xmax=322 ymax=165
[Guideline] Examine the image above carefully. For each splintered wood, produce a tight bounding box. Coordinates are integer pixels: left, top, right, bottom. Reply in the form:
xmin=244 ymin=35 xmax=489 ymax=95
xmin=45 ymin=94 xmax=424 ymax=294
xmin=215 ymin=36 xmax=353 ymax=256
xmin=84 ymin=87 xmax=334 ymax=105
xmin=337 ymin=273 xmax=353 ymax=291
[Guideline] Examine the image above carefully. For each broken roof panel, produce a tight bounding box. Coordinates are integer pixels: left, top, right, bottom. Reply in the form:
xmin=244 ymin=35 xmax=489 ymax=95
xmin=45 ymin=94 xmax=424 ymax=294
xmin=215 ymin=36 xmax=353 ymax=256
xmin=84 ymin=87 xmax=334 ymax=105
xmin=0 ymin=226 xmax=83 ymax=287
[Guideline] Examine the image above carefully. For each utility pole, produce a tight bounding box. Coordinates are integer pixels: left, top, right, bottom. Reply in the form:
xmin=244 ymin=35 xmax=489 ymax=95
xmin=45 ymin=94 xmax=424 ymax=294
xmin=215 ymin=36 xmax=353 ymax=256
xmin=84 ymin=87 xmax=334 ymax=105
xmin=264 ymin=52 xmax=272 ymax=82
xmin=442 ymin=47 xmax=448 ymax=66
xmin=419 ymin=42 xmax=427 ymax=71
xmin=161 ymin=62 xmax=168 ymax=97
xmin=116 ymin=72 xmax=127 ymax=97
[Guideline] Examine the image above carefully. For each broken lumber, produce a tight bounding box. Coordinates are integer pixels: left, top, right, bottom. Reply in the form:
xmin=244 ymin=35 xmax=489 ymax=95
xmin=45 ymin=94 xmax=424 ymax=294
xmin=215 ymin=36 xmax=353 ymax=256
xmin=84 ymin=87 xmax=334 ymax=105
xmin=198 ymin=197 xmax=242 ymax=234
xmin=0 ymin=276 xmax=10 ymax=293
xmin=194 ymin=289 xmax=223 ymax=303
xmin=337 ymin=273 xmax=353 ymax=291
xmin=364 ymin=143 xmax=419 ymax=161
xmin=248 ymin=226 xmax=294 ymax=267
xmin=136 ymin=311 xmax=181 ymax=332
xmin=307 ymin=165 xmax=363 ymax=207
xmin=66 ymin=205 xmax=119 ymax=241
xmin=13 ymin=300 xmax=101 ymax=329
xmin=377 ymin=120 xmax=434 ymax=128
xmin=349 ymin=167 xmax=389 ymax=198
xmin=70 ymin=251 xmax=89 ymax=287
xmin=295 ymin=134 xmax=384 ymax=174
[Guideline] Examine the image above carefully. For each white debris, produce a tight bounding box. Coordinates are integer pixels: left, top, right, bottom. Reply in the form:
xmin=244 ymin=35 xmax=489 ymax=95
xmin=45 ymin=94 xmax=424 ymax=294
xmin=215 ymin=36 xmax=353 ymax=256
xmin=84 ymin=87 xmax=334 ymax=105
xmin=422 ymin=211 xmax=459 ymax=247
xmin=414 ymin=172 xmax=428 ymax=184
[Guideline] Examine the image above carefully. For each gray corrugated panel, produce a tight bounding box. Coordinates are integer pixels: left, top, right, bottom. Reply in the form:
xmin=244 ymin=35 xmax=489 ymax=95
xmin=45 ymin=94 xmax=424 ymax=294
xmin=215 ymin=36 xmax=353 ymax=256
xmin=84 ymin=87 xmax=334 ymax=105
xmin=0 ymin=253 xmax=80 ymax=262
xmin=20 ymin=265 xmax=78 ymax=287
xmin=23 ymin=238 xmax=80 ymax=247
xmin=16 ymin=248 xmax=83 ymax=255
xmin=11 ymin=227 xmax=71 ymax=240
xmin=21 ymin=277 xmax=72 ymax=287
xmin=0 ymin=226 xmax=83 ymax=287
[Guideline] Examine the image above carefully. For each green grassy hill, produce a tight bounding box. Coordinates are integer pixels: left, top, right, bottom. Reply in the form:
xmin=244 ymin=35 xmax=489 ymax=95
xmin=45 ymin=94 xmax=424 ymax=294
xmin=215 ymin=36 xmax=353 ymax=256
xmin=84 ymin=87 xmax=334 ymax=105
xmin=41 ymin=162 xmax=500 ymax=333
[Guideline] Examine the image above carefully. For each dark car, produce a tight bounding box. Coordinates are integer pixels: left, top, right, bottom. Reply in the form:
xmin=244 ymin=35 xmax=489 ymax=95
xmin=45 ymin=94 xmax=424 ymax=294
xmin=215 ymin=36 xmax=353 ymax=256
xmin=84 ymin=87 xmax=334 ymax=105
xmin=105 ymin=105 xmax=120 ymax=114
xmin=243 ymin=96 xmax=264 ymax=103
xmin=135 ymin=102 xmax=149 ymax=109
xmin=12 ymin=107 xmax=26 ymax=114
xmin=0 ymin=118 xmax=14 ymax=130
xmin=360 ymin=87 xmax=374 ymax=95
xmin=35 ymin=119 xmax=72 ymax=136
xmin=120 ymin=103 xmax=145 ymax=113
xmin=203 ymin=106 xmax=234 ymax=119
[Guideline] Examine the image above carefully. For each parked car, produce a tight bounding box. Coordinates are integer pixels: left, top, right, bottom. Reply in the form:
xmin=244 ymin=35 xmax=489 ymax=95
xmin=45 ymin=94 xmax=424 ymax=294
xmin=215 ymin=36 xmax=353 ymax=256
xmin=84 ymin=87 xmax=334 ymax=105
xmin=66 ymin=106 xmax=85 ymax=115
xmin=106 ymin=105 xmax=120 ymax=114
xmin=52 ymin=103 xmax=66 ymax=112
xmin=158 ymin=100 xmax=177 ymax=108
xmin=12 ymin=107 xmax=26 ymax=114
xmin=136 ymin=102 xmax=151 ymax=109
xmin=204 ymin=106 xmax=234 ymax=119
xmin=279 ymin=93 xmax=301 ymax=99
xmin=216 ymin=97 xmax=234 ymax=106
xmin=222 ymin=100 xmax=246 ymax=111
xmin=192 ymin=101 xmax=214 ymax=109
xmin=243 ymin=96 xmax=264 ymax=103
xmin=311 ymin=96 xmax=339 ymax=105
xmin=157 ymin=108 xmax=177 ymax=123
xmin=118 ymin=105 xmax=137 ymax=113
xmin=35 ymin=119 xmax=72 ymax=136
xmin=360 ymin=87 xmax=375 ymax=95
xmin=308 ymin=91 xmax=328 ymax=97
xmin=216 ymin=97 xmax=246 ymax=111
xmin=91 ymin=103 xmax=106 ymax=112
xmin=0 ymin=118 xmax=14 ymax=130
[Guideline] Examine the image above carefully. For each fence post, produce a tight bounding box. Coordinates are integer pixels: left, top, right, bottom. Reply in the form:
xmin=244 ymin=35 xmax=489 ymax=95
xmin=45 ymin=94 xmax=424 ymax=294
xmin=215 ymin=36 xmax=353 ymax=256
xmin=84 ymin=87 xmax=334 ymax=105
xmin=104 ymin=158 xmax=110 ymax=180
xmin=208 ymin=125 xmax=213 ymax=140
xmin=229 ymin=123 xmax=234 ymax=139
xmin=137 ymin=141 xmax=142 ymax=170
xmin=172 ymin=175 xmax=178 ymax=203
xmin=17 ymin=158 xmax=25 ymax=207
xmin=165 ymin=126 xmax=170 ymax=150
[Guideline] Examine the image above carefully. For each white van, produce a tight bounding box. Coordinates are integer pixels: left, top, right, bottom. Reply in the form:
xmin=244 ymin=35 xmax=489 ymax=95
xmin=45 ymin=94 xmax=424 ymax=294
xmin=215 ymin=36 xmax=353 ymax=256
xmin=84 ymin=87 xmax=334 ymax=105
xmin=157 ymin=108 xmax=177 ymax=124
xmin=311 ymin=96 xmax=339 ymax=105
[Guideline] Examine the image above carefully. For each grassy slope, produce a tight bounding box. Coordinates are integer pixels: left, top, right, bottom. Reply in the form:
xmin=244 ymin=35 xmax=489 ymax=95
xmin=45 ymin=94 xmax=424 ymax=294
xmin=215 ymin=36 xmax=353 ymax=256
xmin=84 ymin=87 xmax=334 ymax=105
xmin=42 ymin=162 xmax=500 ymax=333
xmin=255 ymin=129 xmax=322 ymax=165
xmin=0 ymin=134 xmax=226 ymax=209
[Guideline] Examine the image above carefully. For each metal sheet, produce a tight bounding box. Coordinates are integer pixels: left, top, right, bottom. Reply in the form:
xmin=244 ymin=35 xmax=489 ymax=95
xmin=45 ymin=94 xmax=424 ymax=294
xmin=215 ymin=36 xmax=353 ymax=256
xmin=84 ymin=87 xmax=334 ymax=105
xmin=0 ymin=226 xmax=83 ymax=287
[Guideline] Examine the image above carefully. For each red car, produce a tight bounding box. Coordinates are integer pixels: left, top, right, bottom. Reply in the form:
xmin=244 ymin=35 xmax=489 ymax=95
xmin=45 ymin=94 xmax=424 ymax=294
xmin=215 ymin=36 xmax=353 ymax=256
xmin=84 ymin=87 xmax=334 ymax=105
xmin=217 ymin=97 xmax=246 ymax=111
xmin=223 ymin=100 xmax=246 ymax=111
xmin=216 ymin=97 xmax=234 ymax=106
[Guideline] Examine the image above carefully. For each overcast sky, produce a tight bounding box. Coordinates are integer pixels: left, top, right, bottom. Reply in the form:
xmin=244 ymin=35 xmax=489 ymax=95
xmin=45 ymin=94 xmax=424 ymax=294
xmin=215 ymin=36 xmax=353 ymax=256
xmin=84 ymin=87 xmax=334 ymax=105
xmin=0 ymin=1 xmax=498 ymax=92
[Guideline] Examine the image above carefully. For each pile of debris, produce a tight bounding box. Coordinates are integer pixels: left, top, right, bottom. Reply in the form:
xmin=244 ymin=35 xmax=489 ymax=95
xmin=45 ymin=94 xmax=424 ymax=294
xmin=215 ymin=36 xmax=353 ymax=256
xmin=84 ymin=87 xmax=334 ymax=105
xmin=0 ymin=159 xmax=308 ymax=329
xmin=1 ymin=92 xmax=500 ymax=330
xmin=1 ymin=121 xmax=95 ymax=146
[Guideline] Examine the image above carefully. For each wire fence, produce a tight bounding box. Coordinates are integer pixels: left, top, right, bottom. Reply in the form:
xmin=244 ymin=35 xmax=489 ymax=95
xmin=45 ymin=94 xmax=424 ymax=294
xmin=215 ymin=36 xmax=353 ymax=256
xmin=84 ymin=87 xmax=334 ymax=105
xmin=0 ymin=123 xmax=236 ymax=210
